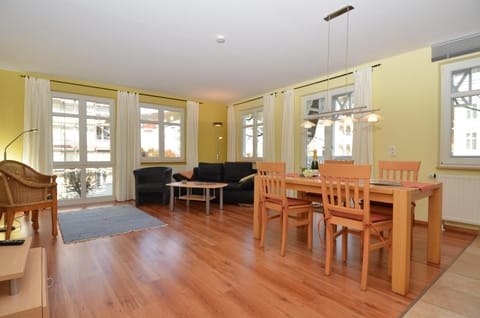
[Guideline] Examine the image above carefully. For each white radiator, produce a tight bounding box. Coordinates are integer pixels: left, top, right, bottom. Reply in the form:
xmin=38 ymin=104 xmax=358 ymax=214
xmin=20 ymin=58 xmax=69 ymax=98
xmin=436 ymin=174 xmax=480 ymax=225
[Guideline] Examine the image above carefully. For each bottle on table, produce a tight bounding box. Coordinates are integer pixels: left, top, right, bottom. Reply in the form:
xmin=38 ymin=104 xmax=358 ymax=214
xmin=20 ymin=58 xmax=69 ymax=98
xmin=311 ymin=149 xmax=319 ymax=170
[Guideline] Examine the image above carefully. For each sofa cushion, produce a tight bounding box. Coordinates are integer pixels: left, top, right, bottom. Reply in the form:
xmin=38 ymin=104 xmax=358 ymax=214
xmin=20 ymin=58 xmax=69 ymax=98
xmin=223 ymin=162 xmax=253 ymax=182
xmin=197 ymin=162 xmax=223 ymax=182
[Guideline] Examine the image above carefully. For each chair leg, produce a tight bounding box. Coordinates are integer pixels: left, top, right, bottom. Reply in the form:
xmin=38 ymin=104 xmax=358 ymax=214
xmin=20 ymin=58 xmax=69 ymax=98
xmin=360 ymin=229 xmax=371 ymax=290
xmin=51 ymin=206 xmax=58 ymax=237
xmin=260 ymin=207 xmax=267 ymax=248
xmin=32 ymin=210 xmax=40 ymax=231
xmin=342 ymin=227 xmax=348 ymax=263
xmin=5 ymin=211 xmax=14 ymax=240
xmin=280 ymin=211 xmax=288 ymax=257
xmin=325 ymin=223 xmax=333 ymax=276
xmin=307 ymin=209 xmax=313 ymax=250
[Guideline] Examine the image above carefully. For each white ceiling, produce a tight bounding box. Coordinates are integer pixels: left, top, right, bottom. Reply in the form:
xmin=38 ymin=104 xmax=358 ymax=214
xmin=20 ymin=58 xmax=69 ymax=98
xmin=1 ymin=0 xmax=479 ymax=104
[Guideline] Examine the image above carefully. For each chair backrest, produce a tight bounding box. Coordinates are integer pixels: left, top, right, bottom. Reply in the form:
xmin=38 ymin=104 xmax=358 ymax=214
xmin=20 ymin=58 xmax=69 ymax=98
xmin=319 ymin=164 xmax=371 ymax=223
xmin=133 ymin=166 xmax=172 ymax=184
xmin=0 ymin=160 xmax=53 ymax=183
xmin=378 ymin=160 xmax=420 ymax=181
xmin=324 ymin=160 xmax=354 ymax=165
xmin=256 ymin=162 xmax=287 ymax=205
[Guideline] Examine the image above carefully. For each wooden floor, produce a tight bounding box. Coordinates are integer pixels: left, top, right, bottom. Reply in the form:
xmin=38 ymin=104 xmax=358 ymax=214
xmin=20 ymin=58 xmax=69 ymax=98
xmin=2 ymin=201 xmax=476 ymax=318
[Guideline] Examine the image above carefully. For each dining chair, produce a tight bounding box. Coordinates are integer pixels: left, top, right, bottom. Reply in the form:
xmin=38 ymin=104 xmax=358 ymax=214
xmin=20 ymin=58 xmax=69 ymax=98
xmin=372 ymin=160 xmax=421 ymax=251
xmin=319 ymin=164 xmax=392 ymax=290
xmin=256 ymin=162 xmax=313 ymax=257
xmin=324 ymin=160 xmax=354 ymax=164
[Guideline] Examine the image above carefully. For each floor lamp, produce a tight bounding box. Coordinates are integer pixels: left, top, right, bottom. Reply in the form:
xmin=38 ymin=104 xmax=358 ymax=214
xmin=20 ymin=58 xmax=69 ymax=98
xmin=3 ymin=128 xmax=38 ymax=160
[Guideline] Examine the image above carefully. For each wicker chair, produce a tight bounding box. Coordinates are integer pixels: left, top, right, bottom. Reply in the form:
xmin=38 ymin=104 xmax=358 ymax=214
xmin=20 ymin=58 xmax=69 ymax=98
xmin=0 ymin=160 xmax=58 ymax=240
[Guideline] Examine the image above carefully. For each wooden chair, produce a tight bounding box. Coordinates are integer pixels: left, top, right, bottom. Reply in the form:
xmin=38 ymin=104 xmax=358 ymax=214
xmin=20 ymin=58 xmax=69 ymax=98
xmin=324 ymin=160 xmax=354 ymax=164
xmin=377 ymin=160 xmax=420 ymax=182
xmin=256 ymin=162 xmax=313 ymax=256
xmin=372 ymin=160 xmax=421 ymax=250
xmin=318 ymin=164 xmax=392 ymax=290
xmin=0 ymin=160 xmax=58 ymax=240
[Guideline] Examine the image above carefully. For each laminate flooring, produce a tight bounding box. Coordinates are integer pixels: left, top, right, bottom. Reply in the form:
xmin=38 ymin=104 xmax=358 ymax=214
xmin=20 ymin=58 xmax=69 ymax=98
xmin=1 ymin=201 xmax=477 ymax=318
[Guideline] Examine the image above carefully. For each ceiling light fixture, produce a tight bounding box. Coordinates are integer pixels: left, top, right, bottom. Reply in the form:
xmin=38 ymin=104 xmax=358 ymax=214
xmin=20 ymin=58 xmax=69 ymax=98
xmin=303 ymin=5 xmax=382 ymax=127
xmin=216 ymin=34 xmax=225 ymax=44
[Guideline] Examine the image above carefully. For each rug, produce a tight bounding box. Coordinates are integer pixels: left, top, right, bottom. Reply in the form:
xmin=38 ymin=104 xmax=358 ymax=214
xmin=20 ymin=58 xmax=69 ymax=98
xmin=58 ymin=205 xmax=167 ymax=244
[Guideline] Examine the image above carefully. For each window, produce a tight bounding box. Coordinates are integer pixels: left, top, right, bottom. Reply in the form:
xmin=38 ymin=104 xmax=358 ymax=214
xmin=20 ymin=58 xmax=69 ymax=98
xmin=241 ymin=108 xmax=263 ymax=160
xmin=51 ymin=92 xmax=114 ymax=203
xmin=440 ymin=57 xmax=480 ymax=167
xmin=302 ymin=86 xmax=354 ymax=167
xmin=140 ymin=103 xmax=184 ymax=162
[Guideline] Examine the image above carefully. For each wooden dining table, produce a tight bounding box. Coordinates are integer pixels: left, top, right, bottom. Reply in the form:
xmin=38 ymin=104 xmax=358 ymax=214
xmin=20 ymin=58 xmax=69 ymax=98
xmin=253 ymin=175 xmax=443 ymax=295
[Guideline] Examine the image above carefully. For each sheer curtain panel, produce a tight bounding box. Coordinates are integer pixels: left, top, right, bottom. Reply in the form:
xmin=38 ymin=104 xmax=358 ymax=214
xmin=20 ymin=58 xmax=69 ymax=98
xmin=352 ymin=67 xmax=373 ymax=165
xmin=186 ymin=101 xmax=199 ymax=170
xmin=23 ymin=77 xmax=52 ymax=173
xmin=263 ymin=94 xmax=276 ymax=161
xmin=115 ymin=91 xmax=140 ymax=201
xmin=227 ymin=104 xmax=236 ymax=162
xmin=281 ymin=89 xmax=294 ymax=172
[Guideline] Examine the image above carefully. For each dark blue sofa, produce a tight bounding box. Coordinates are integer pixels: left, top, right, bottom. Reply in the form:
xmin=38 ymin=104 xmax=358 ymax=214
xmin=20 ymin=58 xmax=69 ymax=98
xmin=173 ymin=162 xmax=256 ymax=205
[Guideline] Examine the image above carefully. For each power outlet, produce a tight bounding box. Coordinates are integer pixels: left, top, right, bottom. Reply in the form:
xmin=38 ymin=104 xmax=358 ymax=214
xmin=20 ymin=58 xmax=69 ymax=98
xmin=389 ymin=145 xmax=397 ymax=157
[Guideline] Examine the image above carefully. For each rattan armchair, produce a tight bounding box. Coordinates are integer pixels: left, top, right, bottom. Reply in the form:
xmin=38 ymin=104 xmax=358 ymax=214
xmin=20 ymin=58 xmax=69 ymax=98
xmin=0 ymin=160 xmax=58 ymax=240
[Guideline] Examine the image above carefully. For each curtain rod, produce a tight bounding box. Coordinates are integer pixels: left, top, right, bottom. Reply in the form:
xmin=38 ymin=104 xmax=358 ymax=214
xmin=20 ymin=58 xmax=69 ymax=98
xmin=292 ymin=63 xmax=381 ymax=91
xmin=233 ymin=92 xmax=277 ymax=106
xmin=20 ymin=75 xmax=198 ymax=103
xmin=234 ymin=64 xmax=381 ymax=105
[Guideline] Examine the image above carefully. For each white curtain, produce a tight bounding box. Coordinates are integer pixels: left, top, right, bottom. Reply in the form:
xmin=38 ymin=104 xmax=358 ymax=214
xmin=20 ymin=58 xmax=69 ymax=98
xmin=352 ymin=67 xmax=373 ymax=165
xmin=227 ymin=104 xmax=236 ymax=162
xmin=186 ymin=101 xmax=199 ymax=170
xmin=115 ymin=91 xmax=140 ymax=201
xmin=23 ymin=77 xmax=52 ymax=173
xmin=281 ymin=89 xmax=294 ymax=172
xmin=263 ymin=94 xmax=276 ymax=161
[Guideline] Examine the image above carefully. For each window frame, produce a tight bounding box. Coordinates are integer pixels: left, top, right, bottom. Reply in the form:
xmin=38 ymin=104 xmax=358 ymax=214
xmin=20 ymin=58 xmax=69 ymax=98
xmin=51 ymin=91 xmax=115 ymax=204
xmin=139 ymin=103 xmax=185 ymax=163
xmin=440 ymin=56 xmax=480 ymax=168
xmin=302 ymin=85 xmax=354 ymax=166
xmin=240 ymin=107 xmax=263 ymax=161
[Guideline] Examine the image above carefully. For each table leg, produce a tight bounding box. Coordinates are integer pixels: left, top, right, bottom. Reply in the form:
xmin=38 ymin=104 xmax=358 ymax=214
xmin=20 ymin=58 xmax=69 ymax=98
xmin=391 ymin=188 xmax=412 ymax=295
xmin=9 ymin=278 xmax=20 ymax=295
xmin=169 ymin=186 xmax=174 ymax=211
xmin=206 ymin=189 xmax=210 ymax=215
xmin=219 ymin=188 xmax=224 ymax=211
xmin=428 ymin=184 xmax=442 ymax=264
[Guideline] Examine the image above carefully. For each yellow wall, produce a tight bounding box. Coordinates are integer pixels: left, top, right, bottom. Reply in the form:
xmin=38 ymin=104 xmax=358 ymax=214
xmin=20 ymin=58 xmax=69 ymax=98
xmin=0 ymin=69 xmax=25 ymax=161
xmin=232 ymin=47 xmax=480 ymax=223
xmin=0 ymin=69 xmax=227 ymax=165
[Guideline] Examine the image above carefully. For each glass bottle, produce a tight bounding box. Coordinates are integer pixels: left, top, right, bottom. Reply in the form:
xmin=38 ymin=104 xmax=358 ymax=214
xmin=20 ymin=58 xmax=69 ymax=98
xmin=311 ymin=149 xmax=319 ymax=169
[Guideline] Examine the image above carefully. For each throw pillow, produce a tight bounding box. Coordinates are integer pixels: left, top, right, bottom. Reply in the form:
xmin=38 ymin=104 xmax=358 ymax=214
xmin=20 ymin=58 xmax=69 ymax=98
xmin=239 ymin=173 xmax=256 ymax=183
xmin=179 ymin=170 xmax=193 ymax=180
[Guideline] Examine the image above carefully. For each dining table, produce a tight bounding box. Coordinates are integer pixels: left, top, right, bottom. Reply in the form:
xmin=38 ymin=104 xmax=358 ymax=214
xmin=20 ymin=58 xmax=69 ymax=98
xmin=253 ymin=174 xmax=443 ymax=295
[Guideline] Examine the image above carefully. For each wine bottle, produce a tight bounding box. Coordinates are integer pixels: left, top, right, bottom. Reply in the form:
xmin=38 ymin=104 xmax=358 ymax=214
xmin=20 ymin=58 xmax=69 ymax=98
xmin=311 ymin=149 xmax=319 ymax=169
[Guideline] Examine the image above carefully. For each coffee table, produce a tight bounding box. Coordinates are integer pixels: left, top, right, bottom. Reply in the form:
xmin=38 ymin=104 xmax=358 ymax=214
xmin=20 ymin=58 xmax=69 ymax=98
xmin=167 ymin=181 xmax=228 ymax=214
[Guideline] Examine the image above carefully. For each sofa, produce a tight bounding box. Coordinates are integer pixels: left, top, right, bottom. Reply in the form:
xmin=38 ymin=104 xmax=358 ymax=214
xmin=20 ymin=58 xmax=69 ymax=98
xmin=172 ymin=162 xmax=256 ymax=205
xmin=133 ymin=166 xmax=172 ymax=206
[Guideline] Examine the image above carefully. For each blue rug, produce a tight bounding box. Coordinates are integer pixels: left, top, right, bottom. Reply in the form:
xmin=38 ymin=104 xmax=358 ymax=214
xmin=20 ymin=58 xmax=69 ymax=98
xmin=58 ymin=205 xmax=167 ymax=244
